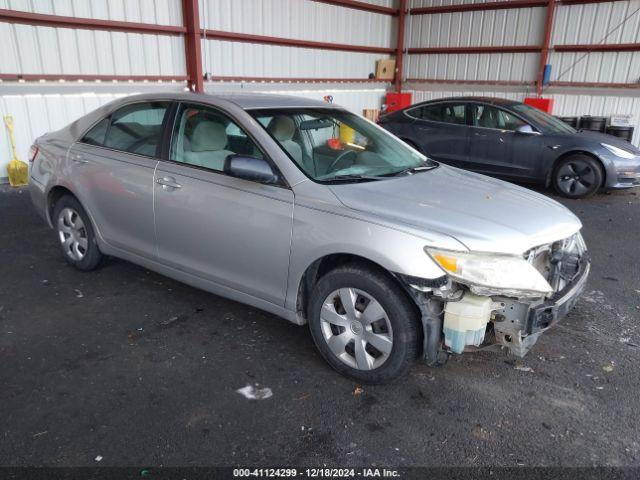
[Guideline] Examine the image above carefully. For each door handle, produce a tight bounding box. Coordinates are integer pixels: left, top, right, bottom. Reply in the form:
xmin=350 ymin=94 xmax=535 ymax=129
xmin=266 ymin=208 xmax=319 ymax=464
xmin=156 ymin=176 xmax=182 ymax=190
xmin=473 ymin=132 xmax=488 ymax=137
xmin=72 ymin=154 xmax=88 ymax=164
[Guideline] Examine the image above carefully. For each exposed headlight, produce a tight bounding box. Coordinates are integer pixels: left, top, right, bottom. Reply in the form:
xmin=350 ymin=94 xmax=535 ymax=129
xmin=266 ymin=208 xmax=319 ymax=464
xmin=425 ymin=248 xmax=552 ymax=298
xmin=601 ymin=143 xmax=637 ymax=159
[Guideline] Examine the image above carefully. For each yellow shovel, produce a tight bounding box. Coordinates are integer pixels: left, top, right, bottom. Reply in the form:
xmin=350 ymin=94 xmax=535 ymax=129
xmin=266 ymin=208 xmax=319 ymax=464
xmin=4 ymin=115 xmax=29 ymax=187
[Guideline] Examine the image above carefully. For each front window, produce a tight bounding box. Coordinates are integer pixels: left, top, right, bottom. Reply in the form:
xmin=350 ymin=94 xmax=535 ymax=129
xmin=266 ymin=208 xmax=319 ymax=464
xmin=512 ymin=104 xmax=576 ymax=134
xmin=249 ymin=108 xmax=434 ymax=182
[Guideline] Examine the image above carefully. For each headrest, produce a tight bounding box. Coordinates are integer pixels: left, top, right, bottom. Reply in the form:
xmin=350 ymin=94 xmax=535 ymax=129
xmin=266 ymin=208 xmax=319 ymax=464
xmin=268 ymin=116 xmax=296 ymax=142
xmin=190 ymin=121 xmax=227 ymax=152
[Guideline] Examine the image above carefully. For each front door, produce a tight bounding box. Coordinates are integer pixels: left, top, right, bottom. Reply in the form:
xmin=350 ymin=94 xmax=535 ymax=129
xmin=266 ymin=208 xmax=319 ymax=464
xmin=468 ymin=103 xmax=541 ymax=179
xmin=153 ymin=103 xmax=294 ymax=306
xmin=68 ymin=100 xmax=170 ymax=258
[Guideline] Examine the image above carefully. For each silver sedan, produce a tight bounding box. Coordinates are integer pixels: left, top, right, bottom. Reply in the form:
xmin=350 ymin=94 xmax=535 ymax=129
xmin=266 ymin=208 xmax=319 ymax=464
xmin=29 ymin=92 xmax=590 ymax=383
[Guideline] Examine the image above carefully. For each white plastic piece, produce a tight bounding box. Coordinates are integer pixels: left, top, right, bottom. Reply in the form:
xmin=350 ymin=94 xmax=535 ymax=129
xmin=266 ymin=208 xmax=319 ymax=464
xmin=443 ymin=292 xmax=494 ymax=354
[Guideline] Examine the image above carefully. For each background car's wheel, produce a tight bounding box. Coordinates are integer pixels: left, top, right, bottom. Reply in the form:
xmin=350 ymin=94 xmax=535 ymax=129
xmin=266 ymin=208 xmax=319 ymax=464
xmin=308 ymin=264 xmax=420 ymax=384
xmin=552 ymin=154 xmax=603 ymax=199
xmin=52 ymin=195 xmax=103 ymax=271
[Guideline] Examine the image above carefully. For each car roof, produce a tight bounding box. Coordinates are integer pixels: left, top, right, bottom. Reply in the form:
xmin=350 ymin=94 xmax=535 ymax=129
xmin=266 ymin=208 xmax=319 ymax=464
xmin=108 ymin=91 xmax=338 ymax=110
xmin=417 ymin=96 xmax=522 ymax=107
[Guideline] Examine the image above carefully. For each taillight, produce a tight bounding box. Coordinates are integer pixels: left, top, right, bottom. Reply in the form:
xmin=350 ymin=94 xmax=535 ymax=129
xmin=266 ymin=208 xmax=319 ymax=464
xmin=29 ymin=145 xmax=39 ymax=164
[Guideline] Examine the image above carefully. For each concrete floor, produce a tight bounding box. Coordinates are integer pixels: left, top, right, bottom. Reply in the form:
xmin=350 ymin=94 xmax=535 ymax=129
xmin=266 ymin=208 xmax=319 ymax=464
xmin=0 ymin=184 xmax=639 ymax=467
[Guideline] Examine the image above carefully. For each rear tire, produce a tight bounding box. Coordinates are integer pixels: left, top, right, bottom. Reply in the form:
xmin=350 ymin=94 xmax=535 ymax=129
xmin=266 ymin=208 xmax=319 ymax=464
xmin=552 ymin=154 xmax=603 ymax=199
xmin=308 ymin=265 xmax=420 ymax=384
xmin=52 ymin=195 xmax=103 ymax=271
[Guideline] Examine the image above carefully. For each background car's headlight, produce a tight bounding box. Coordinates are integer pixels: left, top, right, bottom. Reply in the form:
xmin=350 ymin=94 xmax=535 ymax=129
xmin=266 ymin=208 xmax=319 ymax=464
xmin=601 ymin=143 xmax=637 ymax=159
xmin=425 ymin=248 xmax=553 ymax=297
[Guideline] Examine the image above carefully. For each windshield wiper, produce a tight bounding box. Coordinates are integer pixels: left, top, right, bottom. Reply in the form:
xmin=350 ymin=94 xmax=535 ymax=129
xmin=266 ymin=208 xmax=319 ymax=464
xmin=390 ymin=164 xmax=438 ymax=176
xmin=322 ymin=174 xmax=386 ymax=183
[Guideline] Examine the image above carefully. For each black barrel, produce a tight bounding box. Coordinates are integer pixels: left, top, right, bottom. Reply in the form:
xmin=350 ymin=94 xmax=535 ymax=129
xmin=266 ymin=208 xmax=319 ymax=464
xmin=606 ymin=126 xmax=634 ymax=143
xmin=557 ymin=116 xmax=579 ymax=128
xmin=579 ymin=116 xmax=607 ymax=132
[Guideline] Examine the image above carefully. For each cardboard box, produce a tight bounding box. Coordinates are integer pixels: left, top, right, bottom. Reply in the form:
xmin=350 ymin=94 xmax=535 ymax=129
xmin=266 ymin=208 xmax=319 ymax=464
xmin=376 ymin=59 xmax=396 ymax=80
xmin=362 ymin=109 xmax=380 ymax=123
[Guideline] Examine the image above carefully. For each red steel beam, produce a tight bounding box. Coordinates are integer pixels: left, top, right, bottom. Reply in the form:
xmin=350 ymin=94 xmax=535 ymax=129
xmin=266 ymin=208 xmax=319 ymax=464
xmin=395 ymin=0 xmax=407 ymax=92
xmin=407 ymin=45 xmax=541 ymax=54
xmin=405 ymin=78 xmax=535 ymax=86
xmin=554 ymin=43 xmax=640 ymax=51
xmin=182 ymin=0 xmax=204 ymax=93
xmin=0 ymin=8 xmax=185 ymax=35
xmin=549 ymin=81 xmax=640 ymax=88
xmin=537 ymin=0 xmax=557 ymax=95
xmin=308 ymin=0 xmax=398 ymax=15
xmin=209 ymin=76 xmax=388 ymax=83
xmin=202 ymin=29 xmax=394 ymax=54
xmin=0 ymin=73 xmax=189 ymax=82
xmin=410 ymin=0 xmax=549 ymax=15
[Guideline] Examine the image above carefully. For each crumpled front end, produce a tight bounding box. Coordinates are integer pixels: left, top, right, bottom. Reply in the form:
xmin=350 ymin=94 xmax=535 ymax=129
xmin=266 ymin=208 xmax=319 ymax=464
xmin=402 ymin=232 xmax=590 ymax=362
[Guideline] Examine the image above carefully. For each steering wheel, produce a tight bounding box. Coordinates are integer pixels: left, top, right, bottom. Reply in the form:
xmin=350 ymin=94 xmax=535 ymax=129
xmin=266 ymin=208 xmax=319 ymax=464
xmin=325 ymin=149 xmax=358 ymax=174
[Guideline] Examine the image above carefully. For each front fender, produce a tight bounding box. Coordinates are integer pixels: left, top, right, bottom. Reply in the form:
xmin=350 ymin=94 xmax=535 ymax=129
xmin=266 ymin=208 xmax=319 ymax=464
xmin=284 ymin=203 xmax=465 ymax=312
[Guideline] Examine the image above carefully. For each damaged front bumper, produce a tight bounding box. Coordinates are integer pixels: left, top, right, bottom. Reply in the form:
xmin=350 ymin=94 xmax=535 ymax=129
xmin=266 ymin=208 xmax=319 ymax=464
xmin=402 ymin=234 xmax=591 ymax=362
xmin=491 ymin=254 xmax=590 ymax=356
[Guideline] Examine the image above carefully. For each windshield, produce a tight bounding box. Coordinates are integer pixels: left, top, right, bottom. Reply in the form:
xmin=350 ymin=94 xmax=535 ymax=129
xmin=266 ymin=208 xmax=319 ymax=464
xmin=249 ymin=108 xmax=435 ymax=182
xmin=512 ymin=104 xmax=576 ymax=134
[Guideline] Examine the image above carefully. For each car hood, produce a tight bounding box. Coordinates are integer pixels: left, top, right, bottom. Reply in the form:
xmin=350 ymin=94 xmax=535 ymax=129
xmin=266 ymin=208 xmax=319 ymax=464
xmin=574 ymin=130 xmax=640 ymax=153
xmin=328 ymin=165 xmax=582 ymax=255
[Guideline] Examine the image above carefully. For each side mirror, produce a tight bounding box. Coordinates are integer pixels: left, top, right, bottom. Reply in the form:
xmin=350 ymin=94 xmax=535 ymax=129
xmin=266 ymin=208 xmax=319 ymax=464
xmin=515 ymin=124 xmax=540 ymax=135
xmin=224 ymin=155 xmax=279 ymax=184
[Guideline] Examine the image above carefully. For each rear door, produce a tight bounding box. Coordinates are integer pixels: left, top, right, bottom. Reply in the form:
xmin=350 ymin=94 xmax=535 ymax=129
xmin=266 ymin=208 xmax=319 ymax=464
xmin=68 ymin=101 xmax=170 ymax=258
xmin=153 ymin=102 xmax=294 ymax=306
xmin=468 ymin=103 xmax=542 ymax=179
xmin=405 ymin=102 xmax=470 ymax=167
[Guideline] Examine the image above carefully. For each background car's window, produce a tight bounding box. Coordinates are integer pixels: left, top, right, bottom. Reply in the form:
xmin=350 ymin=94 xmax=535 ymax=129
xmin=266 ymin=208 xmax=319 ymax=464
xmin=409 ymin=103 xmax=466 ymax=125
xmin=82 ymin=118 xmax=110 ymax=146
xmin=471 ymin=104 xmax=528 ymax=131
xmin=170 ymin=104 xmax=263 ymax=172
xmin=102 ymin=102 xmax=169 ymax=156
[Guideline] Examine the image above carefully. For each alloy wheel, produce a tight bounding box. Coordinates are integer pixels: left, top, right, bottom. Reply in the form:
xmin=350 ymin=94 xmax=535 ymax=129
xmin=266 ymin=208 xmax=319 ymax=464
xmin=556 ymin=160 xmax=597 ymax=196
xmin=319 ymin=288 xmax=393 ymax=371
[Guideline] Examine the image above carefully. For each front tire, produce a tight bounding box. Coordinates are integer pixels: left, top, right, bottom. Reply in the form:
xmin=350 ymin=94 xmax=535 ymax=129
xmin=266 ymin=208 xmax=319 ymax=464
xmin=552 ymin=154 xmax=603 ymax=199
xmin=308 ymin=265 xmax=420 ymax=384
xmin=52 ymin=195 xmax=103 ymax=271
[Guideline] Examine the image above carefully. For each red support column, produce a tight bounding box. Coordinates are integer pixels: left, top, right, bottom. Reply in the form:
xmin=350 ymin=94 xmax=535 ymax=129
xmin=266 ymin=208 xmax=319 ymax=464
xmin=395 ymin=0 xmax=407 ymax=93
xmin=536 ymin=0 xmax=556 ymax=96
xmin=183 ymin=0 xmax=204 ymax=93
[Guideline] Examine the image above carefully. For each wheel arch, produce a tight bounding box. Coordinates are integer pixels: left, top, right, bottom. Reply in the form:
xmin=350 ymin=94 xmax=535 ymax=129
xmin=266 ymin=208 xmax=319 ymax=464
xmin=295 ymin=253 xmax=419 ymax=325
xmin=546 ymin=150 xmax=606 ymax=188
xmin=47 ymin=185 xmax=79 ymax=224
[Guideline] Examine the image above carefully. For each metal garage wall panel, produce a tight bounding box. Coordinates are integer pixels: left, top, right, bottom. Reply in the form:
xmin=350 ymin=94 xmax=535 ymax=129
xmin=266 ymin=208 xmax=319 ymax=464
xmin=549 ymin=1 xmax=640 ymax=84
xmin=405 ymin=52 xmax=539 ymax=81
xmin=198 ymin=0 xmax=394 ymax=48
xmin=0 ymin=24 xmax=186 ymax=76
xmin=0 ymin=0 xmax=184 ymax=25
xmin=203 ymin=39 xmax=387 ymax=78
xmin=407 ymin=6 xmax=544 ymax=48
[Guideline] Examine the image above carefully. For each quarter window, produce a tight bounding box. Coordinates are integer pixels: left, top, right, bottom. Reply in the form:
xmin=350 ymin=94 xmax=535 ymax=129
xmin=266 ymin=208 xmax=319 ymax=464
xmin=82 ymin=118 xmax=110 ymax=146
xmin=170 ymin=104 xmax=264 ymax=173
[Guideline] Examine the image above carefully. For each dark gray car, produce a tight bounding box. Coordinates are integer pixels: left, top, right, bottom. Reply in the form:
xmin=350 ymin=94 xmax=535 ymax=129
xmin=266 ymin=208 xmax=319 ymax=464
xmin=379 ymin=96 xmax=640 ymax=199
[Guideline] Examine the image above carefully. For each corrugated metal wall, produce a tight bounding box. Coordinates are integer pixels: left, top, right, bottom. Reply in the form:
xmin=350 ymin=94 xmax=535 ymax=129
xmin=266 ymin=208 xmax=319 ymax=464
xmin=0 ymin=0 xmax=397 ymax=180
xmin=549 ymin=0 xmax=640 ymax=84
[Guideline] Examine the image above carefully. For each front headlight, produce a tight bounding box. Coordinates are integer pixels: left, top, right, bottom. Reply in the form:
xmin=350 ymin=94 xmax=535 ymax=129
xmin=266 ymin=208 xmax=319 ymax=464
xmin=425 ymin=247 xmax=552 ymax=298
xmin=601 ymin=143 xmax=637 ymax=159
